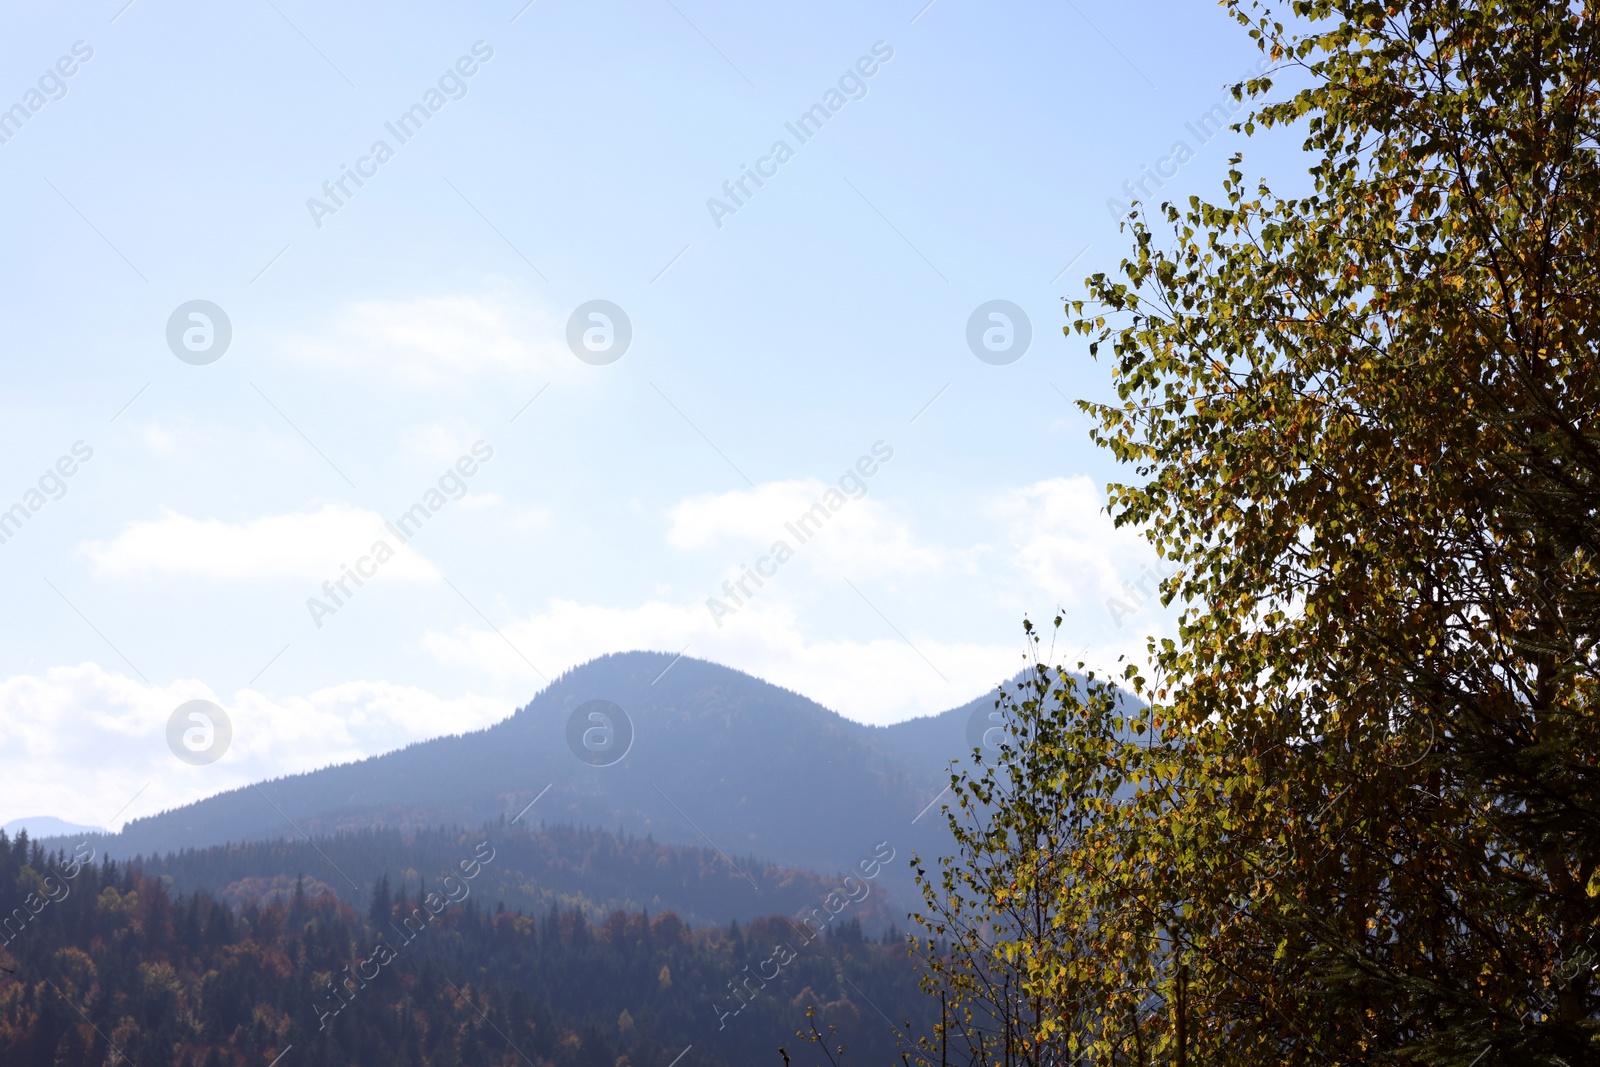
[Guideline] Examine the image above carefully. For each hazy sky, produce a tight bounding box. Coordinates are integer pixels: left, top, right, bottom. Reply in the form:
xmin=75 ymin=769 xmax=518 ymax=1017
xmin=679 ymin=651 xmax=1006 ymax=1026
xmin=0 ymin=0 xmax=1296 ymax=829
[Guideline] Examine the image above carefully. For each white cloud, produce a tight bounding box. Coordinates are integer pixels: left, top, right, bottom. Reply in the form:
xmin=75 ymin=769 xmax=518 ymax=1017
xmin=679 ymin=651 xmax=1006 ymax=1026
xmin=279 ymin=292 xmax=568 ymax=386
xmin=0 ymin=663 xmax=506 ymax=831
xmin=410 ymin=476 xmax=1166 ymax=723
xmin=80 ymin=503 xmax=439 ymax=582
xmin=421 ymin=596 xmax=1016 ymax=725
xmin=991 ymin=477 xmax=1158 ymax=606
xmin=990 ymin=476 xmax=1178 ymax=661
xmin=667 ymin=478 xmax=947 ymax=578
xmin=409 ymin=424 xmax=478 ymax=465
xmin=141 ymin=424 xmax=177 ymax=455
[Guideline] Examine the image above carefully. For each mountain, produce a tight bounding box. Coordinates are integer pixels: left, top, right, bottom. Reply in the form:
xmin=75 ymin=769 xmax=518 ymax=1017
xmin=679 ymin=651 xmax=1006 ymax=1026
xmin=51 ymin=652 xmax=1047 ymax=910
xmin=2 ymin=816 xmax=102 ymax=839
xmin=870 ymin=686 xmax=1004 ymax=773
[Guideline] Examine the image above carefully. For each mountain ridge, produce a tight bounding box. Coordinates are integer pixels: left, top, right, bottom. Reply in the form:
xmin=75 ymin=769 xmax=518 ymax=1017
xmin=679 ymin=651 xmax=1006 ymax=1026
xmin=44 ymin=651 xmax=1049 ymax=907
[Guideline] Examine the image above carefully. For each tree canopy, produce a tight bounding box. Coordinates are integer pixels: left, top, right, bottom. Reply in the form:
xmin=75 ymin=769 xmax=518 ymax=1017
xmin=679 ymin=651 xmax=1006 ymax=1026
xmin=914 ymin=2 xmax=1600 ymax=1064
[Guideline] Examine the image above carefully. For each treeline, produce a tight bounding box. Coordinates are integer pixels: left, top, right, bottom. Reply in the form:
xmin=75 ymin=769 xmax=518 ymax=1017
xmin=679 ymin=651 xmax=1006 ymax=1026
xmin=0 ymin=831 xmax=930 ymax=1066
xmin=124 ymin=820 xmax=899 ymax=930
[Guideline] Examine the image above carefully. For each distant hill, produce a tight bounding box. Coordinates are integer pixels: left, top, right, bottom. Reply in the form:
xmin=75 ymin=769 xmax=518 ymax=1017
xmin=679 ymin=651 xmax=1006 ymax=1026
xmin=869 ymin=686 xmax=1004 ymax=773
xmin=2 ymin=816 xmax=102 ymax=839
xmin=131 ymin=820 xmax=905 ymax=930
xmin=48 ymin=652 xmax=1100 ymax=913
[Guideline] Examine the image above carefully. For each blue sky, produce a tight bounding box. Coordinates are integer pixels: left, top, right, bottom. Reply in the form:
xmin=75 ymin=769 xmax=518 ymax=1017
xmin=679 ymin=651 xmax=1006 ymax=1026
xmin=0 ymin=0 xmax=1297 ymax=829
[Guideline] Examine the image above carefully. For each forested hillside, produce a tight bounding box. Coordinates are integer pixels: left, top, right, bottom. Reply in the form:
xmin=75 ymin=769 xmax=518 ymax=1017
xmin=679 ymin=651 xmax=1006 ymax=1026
xmin=128 ymin=820 xmax=904 ymax=930
xmin=0 ymin=833 xmax=929 ymax=1066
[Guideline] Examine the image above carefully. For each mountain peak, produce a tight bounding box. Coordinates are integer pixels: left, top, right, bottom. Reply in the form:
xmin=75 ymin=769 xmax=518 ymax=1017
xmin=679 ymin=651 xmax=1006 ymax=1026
xmin=60 ymin=654 xmax=1048 ymax=906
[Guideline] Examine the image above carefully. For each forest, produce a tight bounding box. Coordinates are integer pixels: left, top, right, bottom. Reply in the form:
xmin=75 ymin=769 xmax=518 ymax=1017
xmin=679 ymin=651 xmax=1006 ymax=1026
xmin=0 ymin=831 xmax=930 ymax=1066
